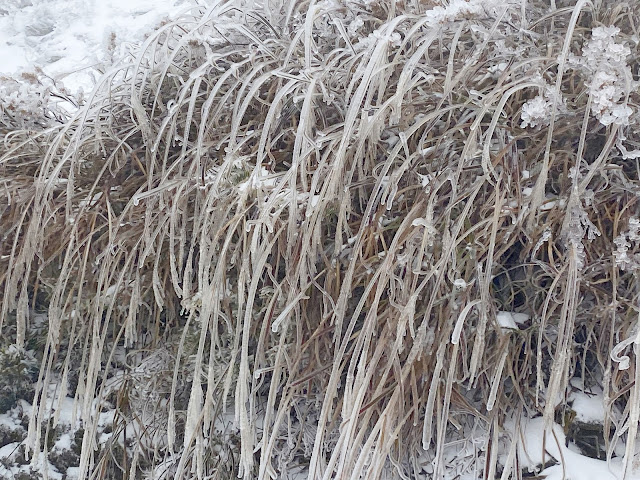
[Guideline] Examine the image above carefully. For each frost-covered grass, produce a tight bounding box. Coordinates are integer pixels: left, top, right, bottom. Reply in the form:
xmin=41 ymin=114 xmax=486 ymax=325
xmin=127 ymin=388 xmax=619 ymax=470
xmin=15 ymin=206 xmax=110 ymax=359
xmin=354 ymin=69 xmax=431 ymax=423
xmin=2 ymin=0 xmax=640 ymax=478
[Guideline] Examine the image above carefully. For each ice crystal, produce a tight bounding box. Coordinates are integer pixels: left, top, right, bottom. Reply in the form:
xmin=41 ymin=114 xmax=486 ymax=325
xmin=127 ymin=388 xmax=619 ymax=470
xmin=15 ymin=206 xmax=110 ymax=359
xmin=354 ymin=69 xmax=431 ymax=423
xmin=520 ymin=74 xmax=567 ymax=129
xmin=582 ymin=26 xmax=631 ymax=67
xmin=520 ymin=95 xmax=553 ymax=128
xmin=424 ymin=0 xmax=485 ymax=26
xmin=587 ymin=71 xmax=632 ymax=126
xmin=614 ymin=217 xmax=640 ymax=271
xmin=348 ymin=17 xmax=364 ymax=36
xmin=574 ymin=26 xmax=635 ymax=126
xmin=0 ymin=74 xmax=68 ymax=129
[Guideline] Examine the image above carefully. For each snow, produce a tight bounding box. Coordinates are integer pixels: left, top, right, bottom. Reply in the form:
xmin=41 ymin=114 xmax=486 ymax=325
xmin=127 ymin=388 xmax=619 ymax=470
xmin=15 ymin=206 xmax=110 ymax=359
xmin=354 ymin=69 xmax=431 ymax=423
xmin=66 ymin=466 xmax=80 ymax=479
xmin=0 ymin=446 xmax=64 ymax=480
xmin=506 ymin=416 xmax=640 ymax=480
xmin=0 ymin=0 xmax=194 ymax=94
xmin=0 ymin=411 xmax=22 ymax=430
xmin=54 ymin=432 xmax=72 ymax=451
xmin=0 ymin=442 xmax=21 ymax=461
xmin=511 ymin=417 xmax=565 ymax=469
xmin=542 ymin=450 xmax=625 ymax=480
xmin=570 ymin=389 xmax=607 ymax=424
xmin=53 ymin=395 xmax=77 ymax=425
xmin=496 ymin=311 xmax=529 ymax=329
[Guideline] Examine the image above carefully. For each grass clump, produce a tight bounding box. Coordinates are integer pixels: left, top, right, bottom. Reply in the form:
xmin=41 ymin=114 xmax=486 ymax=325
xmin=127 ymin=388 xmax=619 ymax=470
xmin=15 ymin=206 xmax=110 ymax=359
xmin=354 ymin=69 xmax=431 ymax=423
xmin=2 ymin=0 xmax=640 ymax=478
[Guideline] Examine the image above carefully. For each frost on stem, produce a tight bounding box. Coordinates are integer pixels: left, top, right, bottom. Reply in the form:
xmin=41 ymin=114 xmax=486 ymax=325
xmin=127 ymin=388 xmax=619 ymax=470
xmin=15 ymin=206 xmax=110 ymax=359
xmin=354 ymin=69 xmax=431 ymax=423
xmin=520 ymin=95 xmax=554 ymax=129
xmin=564 ymin=203 xmax=600 ymax=270
xmin=614 ymin=217 xmax=640 ymax=271
xmin=519 ymin=73 xmax=567 ymax=130
xmin=570 ymin=26 xmax=635 ymax=126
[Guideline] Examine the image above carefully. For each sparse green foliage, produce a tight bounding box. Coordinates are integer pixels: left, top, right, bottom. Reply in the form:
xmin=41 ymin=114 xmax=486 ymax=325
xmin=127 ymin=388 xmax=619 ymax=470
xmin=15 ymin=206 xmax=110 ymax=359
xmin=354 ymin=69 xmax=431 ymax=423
xmin=0 ymin=347 xmax=37 ymax=414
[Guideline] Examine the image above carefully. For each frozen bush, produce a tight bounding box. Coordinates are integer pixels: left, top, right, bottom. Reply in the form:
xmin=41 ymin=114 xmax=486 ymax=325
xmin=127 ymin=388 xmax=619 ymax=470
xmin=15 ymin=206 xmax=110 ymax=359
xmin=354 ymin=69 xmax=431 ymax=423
xmin=3 ymin=0 xmax=640 ymax=479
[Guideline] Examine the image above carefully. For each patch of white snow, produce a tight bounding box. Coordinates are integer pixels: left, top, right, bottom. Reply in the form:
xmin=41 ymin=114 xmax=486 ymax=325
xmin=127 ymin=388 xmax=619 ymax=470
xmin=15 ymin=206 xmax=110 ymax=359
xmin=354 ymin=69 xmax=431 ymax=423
xmin=0 ymin=0 xmax=195 ymax=93
xmin=497 ymin=311 xmax=529 ymax=329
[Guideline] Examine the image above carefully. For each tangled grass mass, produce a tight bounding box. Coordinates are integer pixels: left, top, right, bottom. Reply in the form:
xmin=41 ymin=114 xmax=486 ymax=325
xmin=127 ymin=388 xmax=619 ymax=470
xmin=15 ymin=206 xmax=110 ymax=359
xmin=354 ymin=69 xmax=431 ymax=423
xmin=2 ymin=0 xmax=640 ymax=478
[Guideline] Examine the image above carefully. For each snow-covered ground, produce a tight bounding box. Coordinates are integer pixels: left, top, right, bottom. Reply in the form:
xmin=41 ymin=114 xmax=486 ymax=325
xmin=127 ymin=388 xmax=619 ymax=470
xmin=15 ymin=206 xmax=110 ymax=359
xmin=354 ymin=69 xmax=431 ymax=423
xmin=0 ymin=0 xmax=194 ymax=94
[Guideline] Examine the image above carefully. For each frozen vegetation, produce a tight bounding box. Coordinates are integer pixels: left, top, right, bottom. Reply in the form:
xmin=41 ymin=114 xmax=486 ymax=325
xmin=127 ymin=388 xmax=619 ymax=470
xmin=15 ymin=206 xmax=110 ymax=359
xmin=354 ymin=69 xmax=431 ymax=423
xmin=2 ymin=0 xmax=640 ymax=479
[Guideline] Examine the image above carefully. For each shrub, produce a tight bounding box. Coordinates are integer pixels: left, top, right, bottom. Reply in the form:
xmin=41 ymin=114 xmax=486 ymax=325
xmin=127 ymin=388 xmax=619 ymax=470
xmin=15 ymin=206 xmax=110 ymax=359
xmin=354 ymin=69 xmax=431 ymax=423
xmin=2 ymin=0 xmax=640 ymax=478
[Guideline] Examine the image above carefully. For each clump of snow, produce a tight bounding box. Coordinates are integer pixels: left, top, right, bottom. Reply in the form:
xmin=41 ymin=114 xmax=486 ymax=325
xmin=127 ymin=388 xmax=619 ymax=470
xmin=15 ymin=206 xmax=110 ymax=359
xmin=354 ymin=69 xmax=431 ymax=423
xmin=511 ymin=417 xmax=566 ymax=468
xmin=66 ymin=467 xmax=80 ymax=479
xmin=569 ymin=390 xmax=606 ymax=424
xmin=453 ymin=278 xmax=468 ymax=289
xmin=542 ymin=450 xmax=627 ymax=480
xmin=497 ymin=311 xmax=529 ymax=329
xmin=0 ymin=404 xmax=25 ymax=431
xmin=0 ymin=442 xmax=21 ymax=463
xmin=53 ymin=432 xmax=72 ymax=451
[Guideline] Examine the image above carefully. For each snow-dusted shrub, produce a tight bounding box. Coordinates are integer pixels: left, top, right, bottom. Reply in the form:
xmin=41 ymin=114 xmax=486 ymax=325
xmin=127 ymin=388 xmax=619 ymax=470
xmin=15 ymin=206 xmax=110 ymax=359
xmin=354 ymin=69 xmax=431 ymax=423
xmin=4 ymin=0 xmax=640 ymax=479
